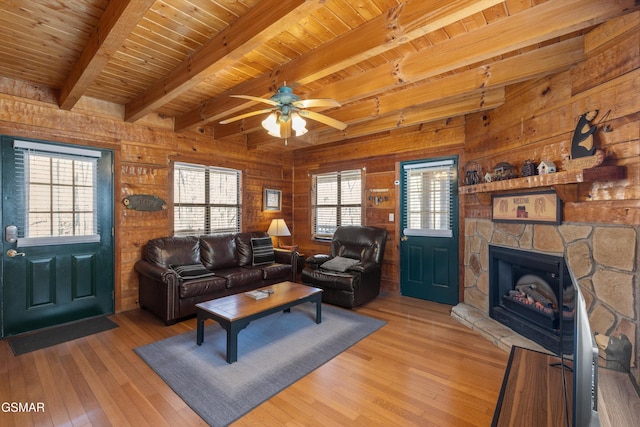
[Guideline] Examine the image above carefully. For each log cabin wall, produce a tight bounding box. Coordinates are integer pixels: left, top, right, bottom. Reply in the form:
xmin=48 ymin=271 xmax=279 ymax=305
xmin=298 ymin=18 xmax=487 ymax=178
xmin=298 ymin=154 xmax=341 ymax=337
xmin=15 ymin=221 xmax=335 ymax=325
xmin=0 ymin=83 xmax=294 ymax=313
xmin=291 ymin=13 xmax=639 ymax=380
xmin=291 ymin=118 xmax=466 ymax=295
xmin=460 ymin=15 xmax=640 ymax=381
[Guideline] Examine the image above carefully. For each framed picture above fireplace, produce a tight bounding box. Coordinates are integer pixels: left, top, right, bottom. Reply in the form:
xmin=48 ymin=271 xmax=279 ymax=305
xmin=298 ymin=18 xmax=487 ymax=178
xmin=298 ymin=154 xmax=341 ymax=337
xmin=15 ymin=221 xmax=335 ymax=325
xmin=492 ymin=190 xmax=561 ymax=224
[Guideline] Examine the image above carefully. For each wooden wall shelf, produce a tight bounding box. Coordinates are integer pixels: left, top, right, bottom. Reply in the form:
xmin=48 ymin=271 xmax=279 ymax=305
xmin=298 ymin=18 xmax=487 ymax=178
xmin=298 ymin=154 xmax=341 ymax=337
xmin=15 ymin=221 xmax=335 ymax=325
xmin=459 ymin=165 xmax=626 ymax=204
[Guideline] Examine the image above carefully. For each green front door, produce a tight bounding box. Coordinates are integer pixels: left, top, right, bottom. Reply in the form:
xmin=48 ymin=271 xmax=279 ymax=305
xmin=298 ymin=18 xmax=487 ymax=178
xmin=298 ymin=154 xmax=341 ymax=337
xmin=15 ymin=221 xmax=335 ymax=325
xmin=1 ymin=136 xmax=114 ymax=337
xmin=400 ymin=157 xmax=459 ymax=305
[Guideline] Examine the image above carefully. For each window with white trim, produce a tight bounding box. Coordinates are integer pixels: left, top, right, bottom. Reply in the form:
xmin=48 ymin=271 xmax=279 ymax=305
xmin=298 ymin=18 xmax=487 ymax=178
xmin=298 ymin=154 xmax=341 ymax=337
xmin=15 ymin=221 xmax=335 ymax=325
xmin=173 ymin=162 xmax=241 ymax=235
xmin=311 ymin=169 xmax=362 ymax=239
xmin=14 ymin=140 xmax=101 ymax=247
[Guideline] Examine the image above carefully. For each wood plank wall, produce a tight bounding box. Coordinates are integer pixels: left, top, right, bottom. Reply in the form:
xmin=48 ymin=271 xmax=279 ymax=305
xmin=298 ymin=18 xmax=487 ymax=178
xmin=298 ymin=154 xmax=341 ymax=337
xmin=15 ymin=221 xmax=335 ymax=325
xmin=463 ymin=13 xmax=639 ymax=224
xmin=290 ymin=13 xmax=639 ymax=295
xmin=291 ymin=120 xmax=466 ymax=295
xmin=0 ymin=13 xmax=637 ymax=314
xmin=0 ymin=87 xmax=293 ymax=313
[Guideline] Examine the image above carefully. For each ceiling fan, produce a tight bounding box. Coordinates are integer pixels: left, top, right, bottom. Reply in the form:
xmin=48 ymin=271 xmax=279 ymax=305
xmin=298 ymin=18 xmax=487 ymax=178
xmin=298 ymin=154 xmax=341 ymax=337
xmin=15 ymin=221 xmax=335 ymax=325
xmin=219 ymin=85 xmax=347 ymax=141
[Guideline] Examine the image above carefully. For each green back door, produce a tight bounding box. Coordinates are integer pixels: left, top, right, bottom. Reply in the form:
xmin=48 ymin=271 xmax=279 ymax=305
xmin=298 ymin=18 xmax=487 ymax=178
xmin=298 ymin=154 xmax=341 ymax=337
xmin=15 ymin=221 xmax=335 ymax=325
xmin=1 ymin=136 xmax=114 ymax=337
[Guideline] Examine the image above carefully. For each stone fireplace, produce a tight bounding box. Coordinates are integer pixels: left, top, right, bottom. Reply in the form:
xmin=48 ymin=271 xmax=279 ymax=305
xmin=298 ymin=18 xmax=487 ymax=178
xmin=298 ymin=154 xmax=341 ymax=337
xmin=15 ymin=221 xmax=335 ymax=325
xmin=456 ymin=219 xmax=639 ymax=383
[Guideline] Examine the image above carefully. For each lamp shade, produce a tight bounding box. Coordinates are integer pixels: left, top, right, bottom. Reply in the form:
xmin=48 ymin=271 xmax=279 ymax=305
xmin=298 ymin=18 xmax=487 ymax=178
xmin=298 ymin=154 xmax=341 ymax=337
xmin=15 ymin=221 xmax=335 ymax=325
xmin=262 ymin=112 xmax=281 ymax=137
xmin=267 ymin=219 xmax=291 ymax=237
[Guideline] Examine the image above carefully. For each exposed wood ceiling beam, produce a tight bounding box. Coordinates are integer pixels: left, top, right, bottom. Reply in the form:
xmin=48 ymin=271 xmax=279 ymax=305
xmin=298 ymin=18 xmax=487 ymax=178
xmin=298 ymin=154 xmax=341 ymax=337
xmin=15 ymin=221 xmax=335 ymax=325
xmin=210 ymin=0 xmax=630 ymax=146
xmin=58 ymin=0 xmax=155 ymax=110
xmin=124 ymin=0 xmax=324 ymax=122
xmin=174 ymin=0 xmax=505 ymax=132
xmin=306 ymin=0 xmax=630 ymax=104
xmin=215 ymin=36 xmax=586 ymax=143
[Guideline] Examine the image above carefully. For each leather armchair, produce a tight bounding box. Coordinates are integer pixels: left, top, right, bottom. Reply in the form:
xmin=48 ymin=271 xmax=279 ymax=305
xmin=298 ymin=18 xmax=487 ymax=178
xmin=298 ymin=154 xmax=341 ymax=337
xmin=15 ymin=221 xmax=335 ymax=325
xmin=301 ymin=226 xmax=387 ymax=309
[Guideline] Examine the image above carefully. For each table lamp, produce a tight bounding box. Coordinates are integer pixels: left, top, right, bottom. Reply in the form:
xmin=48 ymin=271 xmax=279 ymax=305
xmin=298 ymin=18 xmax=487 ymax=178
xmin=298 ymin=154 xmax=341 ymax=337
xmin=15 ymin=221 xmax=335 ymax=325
xmin=267 ymin=219 xmax=291 ymax=247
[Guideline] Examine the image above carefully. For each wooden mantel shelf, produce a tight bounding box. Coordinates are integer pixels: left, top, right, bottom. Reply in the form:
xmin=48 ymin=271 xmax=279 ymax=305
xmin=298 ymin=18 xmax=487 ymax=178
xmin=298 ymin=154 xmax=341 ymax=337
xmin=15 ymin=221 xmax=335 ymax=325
xmin=459 ymin=165 xmax=626 ymax=204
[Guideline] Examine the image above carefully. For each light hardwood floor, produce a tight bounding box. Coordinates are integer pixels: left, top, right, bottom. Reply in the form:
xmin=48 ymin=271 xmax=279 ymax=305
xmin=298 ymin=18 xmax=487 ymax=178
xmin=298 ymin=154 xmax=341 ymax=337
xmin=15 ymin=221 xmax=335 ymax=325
xmin=0 ymin=294 xmax=509 ymax=426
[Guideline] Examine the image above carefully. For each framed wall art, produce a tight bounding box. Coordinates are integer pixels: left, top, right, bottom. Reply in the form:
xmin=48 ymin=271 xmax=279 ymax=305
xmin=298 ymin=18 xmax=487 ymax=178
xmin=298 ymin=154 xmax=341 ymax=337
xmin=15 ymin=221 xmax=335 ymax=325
xmin=263 ymin=188 xmax=282 ymax=211
xmin=492 ymin=190 xmax=562 ymax=224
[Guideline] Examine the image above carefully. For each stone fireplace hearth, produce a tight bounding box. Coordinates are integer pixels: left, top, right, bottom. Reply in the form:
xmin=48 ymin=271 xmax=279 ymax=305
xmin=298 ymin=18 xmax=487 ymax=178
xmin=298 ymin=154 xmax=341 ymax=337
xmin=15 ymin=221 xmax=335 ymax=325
xmin=454 ymin=219 xmax=639 ymax=384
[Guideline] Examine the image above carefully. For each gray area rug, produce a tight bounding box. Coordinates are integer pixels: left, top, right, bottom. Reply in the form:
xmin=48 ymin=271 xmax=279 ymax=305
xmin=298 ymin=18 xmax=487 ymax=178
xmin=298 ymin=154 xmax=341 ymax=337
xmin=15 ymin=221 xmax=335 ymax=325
xmin=135 ymin=302 xmax=385 ymax=427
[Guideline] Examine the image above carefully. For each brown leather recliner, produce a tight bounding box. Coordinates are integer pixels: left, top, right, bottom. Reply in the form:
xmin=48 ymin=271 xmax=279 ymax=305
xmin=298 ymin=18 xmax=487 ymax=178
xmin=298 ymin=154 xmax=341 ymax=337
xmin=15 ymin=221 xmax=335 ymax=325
xmin=301 ymin=226 xmax=387 ymax=309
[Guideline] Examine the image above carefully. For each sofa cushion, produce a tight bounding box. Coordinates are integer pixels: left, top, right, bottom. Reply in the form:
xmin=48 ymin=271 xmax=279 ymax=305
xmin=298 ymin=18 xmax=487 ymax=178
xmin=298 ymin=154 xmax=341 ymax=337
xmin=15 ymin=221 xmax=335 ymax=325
xmin=200 ymin=234 xmax=238 ymax=269
xmin=236 ymin=231 xmax=270 ymax=266
xmin=251 ymin=237 xmax=275 ymax=265
xmin=215 ymin=267 xmax=264 ymax=289
xmin=178 ymin=276 xmax=227 ymax=299
xmin=321 ymin=256 xmax=359 ymax=272
xmin=170 ymin=263 xmax=216 ymax=280
xmin=146 ymin=236 xmax=200 ymax=267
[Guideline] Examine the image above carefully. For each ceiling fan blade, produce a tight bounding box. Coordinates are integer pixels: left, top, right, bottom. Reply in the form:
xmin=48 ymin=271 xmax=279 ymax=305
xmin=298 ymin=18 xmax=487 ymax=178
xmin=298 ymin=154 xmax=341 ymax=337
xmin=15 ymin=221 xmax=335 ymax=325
xmin=293 ymin=98 xmax=341 ymax=108
xmin=230 ymin=94 xmax=279 ymax=106
xmin=299 ymin=110 xmax=347 ymax=130
xmin=219 ymin=108 xmax=274 ymax=124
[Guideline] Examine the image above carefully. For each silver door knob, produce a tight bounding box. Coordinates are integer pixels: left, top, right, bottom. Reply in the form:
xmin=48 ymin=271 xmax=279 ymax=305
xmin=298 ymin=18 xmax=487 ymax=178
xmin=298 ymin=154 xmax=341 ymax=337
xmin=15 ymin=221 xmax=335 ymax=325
xmin=7 ymin=249 xmax=25 ymax=257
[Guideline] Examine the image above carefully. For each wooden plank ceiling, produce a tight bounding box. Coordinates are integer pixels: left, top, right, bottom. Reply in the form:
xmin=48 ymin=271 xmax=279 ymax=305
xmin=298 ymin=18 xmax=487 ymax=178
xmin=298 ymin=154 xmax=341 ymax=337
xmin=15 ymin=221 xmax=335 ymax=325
xmin=0 ymin=0 xmax=637 ymax=150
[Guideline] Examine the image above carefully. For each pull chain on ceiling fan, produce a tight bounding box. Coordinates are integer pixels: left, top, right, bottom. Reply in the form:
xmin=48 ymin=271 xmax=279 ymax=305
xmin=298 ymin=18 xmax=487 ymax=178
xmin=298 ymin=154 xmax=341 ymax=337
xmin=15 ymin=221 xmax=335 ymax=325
xmin=219 ymin=85 xmax=347 ymax=144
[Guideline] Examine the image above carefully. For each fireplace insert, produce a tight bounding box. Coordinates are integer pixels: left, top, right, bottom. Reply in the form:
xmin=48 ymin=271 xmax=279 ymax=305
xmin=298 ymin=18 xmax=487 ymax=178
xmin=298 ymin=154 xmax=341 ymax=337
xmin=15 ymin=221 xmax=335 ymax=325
xmin=489 ymin=245 xmax=573 ymax=354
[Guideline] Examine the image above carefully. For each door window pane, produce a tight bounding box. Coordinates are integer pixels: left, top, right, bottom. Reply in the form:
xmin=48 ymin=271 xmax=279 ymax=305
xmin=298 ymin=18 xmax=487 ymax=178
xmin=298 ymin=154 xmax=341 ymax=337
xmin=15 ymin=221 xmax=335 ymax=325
xmin=24 ymin=152 xmax=97 ymax=238
xmin=403 ymin=160 xmax=455 ymax=237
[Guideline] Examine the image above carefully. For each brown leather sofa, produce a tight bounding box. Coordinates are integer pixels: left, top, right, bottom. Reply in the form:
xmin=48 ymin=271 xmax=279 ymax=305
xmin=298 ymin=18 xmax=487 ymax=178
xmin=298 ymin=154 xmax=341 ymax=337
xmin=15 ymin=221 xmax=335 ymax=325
xmin=301 ymin=226 xmax=387 ymax=309
xmin=135 ymin=231 xmax=297 ymax=325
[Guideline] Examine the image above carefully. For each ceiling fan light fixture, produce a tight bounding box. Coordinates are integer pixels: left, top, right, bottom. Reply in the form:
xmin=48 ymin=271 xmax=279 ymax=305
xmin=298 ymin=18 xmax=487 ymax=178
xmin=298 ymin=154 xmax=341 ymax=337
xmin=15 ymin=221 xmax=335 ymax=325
xmin=225 ymin=85 xmax=346 ymax=143
xmin=291 ymin=112 xmax=308 ymax=136
xmin=261 ymin=112 xmax=281 ymax=137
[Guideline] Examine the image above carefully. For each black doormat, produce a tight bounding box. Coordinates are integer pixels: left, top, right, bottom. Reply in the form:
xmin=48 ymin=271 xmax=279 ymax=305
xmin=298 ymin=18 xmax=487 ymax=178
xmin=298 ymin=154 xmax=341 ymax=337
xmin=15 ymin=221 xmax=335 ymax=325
xmin=6 ymin=316 xmax=119 ymax=356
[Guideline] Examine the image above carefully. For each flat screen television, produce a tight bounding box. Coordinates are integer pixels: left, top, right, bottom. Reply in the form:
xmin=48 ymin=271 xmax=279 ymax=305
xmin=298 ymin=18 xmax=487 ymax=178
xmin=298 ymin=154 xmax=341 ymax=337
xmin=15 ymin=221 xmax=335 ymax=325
xmin=563 ymin=262 xmax=600 ymax=427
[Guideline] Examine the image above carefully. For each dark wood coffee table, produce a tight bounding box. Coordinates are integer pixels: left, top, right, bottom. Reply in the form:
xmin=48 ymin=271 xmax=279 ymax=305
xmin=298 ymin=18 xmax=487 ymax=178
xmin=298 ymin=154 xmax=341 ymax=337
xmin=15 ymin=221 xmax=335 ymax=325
xmin=195 ymin=281 xmax=323 ymax=363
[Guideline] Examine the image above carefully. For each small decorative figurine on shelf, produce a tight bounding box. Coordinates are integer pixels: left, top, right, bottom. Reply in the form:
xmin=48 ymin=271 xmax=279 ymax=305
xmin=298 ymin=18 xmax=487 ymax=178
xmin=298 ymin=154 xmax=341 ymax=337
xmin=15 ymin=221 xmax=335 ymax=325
xmin=492 ymin=162 xmax=517 ymax=181
xmin=521 ymin=159 xmax=537 ymax=177
xmin=463 ymin=161 xmax=481 ymax=185
xmin=537 ymin=161 xmax=556 ymax=175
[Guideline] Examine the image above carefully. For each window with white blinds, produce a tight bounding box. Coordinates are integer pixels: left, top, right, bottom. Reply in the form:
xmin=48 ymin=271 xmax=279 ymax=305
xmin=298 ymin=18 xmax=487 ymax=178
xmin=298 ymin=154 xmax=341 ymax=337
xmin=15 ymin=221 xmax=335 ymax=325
xmin=312 ymin=169 xmax=362 ymax=239
xmin=403 ymin=159 xmax=455 ymax=237
xmin=174 ymin=162 xmax=241 ymax=235
xmin=13 ymin=140 xmax=101 ymax=247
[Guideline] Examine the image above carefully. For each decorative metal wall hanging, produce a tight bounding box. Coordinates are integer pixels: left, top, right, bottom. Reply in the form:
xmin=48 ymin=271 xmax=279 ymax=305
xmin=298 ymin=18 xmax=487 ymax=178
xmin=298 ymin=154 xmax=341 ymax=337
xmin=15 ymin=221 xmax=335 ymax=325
xmin=122 ymin=194 xmax=167 ymax=211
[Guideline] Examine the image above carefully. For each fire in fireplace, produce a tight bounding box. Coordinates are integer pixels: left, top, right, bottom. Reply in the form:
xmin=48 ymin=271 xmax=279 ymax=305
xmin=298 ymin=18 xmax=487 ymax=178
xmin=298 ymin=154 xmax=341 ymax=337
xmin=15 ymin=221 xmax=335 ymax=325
xmin=489 ymin=245 xmax=574 ymax=354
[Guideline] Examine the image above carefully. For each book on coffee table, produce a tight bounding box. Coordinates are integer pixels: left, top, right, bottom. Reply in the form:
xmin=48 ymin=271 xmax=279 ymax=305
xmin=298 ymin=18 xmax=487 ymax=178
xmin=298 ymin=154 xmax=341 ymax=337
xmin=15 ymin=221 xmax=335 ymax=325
xmin=245 ymin=290 xmax=269 ymax=300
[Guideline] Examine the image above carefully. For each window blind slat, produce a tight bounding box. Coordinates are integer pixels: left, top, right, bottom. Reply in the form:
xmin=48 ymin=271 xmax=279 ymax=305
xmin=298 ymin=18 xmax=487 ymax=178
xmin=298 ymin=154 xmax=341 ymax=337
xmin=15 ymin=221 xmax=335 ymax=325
xmin=312 ymin=169 xmax=362 ymax=238
xmin=403 ymin=162 xmax=455 ymax=235
xmin=15 ymin=147 xmax=99 ymax=241
xmin=174 ymin=162 xmax=241 ymax=235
